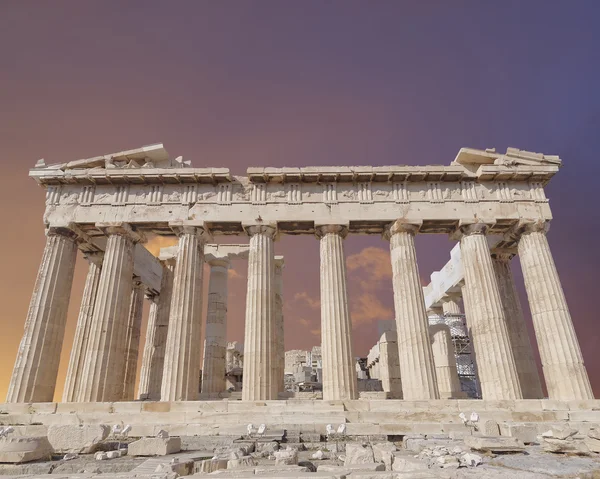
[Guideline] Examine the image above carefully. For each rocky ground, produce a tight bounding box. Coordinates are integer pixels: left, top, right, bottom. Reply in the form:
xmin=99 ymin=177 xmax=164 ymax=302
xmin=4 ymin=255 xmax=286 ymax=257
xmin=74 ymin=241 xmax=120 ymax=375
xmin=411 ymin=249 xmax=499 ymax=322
xmin=1 ymin=424 xmax=600 ymax=478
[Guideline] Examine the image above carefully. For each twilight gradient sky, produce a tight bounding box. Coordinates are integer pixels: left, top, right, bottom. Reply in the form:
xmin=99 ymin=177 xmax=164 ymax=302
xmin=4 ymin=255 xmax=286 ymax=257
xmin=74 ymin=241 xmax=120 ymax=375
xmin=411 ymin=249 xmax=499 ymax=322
xmin=1 ymin=1 xmax=599 ymax=400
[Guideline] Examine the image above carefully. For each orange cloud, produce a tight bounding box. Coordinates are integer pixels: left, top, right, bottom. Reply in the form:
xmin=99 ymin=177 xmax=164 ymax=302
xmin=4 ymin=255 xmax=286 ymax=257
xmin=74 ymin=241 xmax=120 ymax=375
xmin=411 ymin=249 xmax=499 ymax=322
xmin=350 ymin=293 xmax=393 ymax=325
xmin=145 ymin=235 xmax=178 ymax=256
xmin=347 ymin=247 xmax=392 ymax=282
xmin=310 ymin=328 xmax=321 ymax=337
xmin=228 ymin=268 xmax=242 ymax=280
xmin=294 ymin=291 xmax=321 ymax=310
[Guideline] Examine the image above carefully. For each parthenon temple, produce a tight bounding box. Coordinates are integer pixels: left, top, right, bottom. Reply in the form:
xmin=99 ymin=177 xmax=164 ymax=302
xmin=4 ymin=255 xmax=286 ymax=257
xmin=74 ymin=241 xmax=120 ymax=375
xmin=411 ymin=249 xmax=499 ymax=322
xmin=6 ymin=143 xmax=594 ymax=408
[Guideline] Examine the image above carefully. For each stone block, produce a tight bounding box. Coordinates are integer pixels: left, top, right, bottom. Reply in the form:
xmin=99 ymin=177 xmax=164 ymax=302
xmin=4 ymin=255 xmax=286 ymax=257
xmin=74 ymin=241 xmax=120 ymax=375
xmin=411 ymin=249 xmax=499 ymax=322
xmin=464 ymin=435 xmax=525 ymax=452
xmin=0 ymin=436 xmax=53 ymax=463
xmin=227 ymin=455 xmax=257 ymax=468
xmin=274 ymin=447 xmax=298 ymax=465
xmin=344 ymin=443 xmax=375 ymax=465
xmin=128 ymin=436 xmax=181 ymax=456
xmin=391 ymin=454 xmax=429 ymax=472
xmin=47 ymin=424 xmax=110 ymax=453
xmin=372 ymin=442 xmax=396 ymax=469
xmin=499 ymin=423 xmax=540 ymax=444
xmin=196 ymin=458 xmax=228 ymax=473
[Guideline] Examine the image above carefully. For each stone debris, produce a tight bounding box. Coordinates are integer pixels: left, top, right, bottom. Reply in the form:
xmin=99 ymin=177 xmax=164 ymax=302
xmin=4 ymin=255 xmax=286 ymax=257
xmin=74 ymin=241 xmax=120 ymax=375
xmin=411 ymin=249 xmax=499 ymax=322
xmin=196 ymin=458 xmax=228 ymax=473
xmin=585 ymin=428 xmax=600 ymax=453
xmin=372 ymin=441 xmax=397 ymax=469
xmin=539 ymin=425 xmax=591 ymax=455
xmin=0 ymin=436 xmax=53 ymax=464
xmin=226 ymin=455 xmax=257 ymax=468
xmin=128 ymin=436 xmax=182 ymax=456
xmin=482 ymin=419 xmax=500 ymax=436
xmin=460 ymin=452 xmax=483 ymax=467
xmin=344 ymin=442 xmax=375 ymax=465
xmin=311 ymin=449 xmax=326 ymax=460
xmin=464 ymin=435 xmax=525 ymax=453
xmin=156 ymin=429 xmax=170 ymax=438
xmin=94 ymin=451 xmax=108 ymax=460
xmin=63 ymin=452 xmax=78 ymax=461
xmin=391 ymin=455 xmax=430 ymax=472
xmin=542 ymin=425 xmax=578 ymax=440
xmin=274 ymin=446 xmax=299 ymax=465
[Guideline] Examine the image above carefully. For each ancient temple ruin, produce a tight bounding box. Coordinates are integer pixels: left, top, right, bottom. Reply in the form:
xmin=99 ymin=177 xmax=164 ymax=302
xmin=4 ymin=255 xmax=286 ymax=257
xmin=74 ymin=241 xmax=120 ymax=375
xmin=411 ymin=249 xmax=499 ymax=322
xmin=6 ymin=143 xmax=594 ymax=409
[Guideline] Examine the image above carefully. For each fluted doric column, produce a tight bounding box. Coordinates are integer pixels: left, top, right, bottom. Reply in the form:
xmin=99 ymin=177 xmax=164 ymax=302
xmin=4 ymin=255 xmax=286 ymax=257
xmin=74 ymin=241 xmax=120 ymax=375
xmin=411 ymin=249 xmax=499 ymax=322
xmin=317 ymin=224 xmax=358 ymax=401
xmin=442 ymin=298 xmax=461 ymax=315
xmin=161 ymin=226 xmax=206 ymax=401
xmin=62 ymin=252 xmax=103 ymax=402
xmin=491 ymin=250 xmax=543 ymax=399
xmin=384 ymin=221 xmax=438 ymax=400
xmin=201 ymin=257 xmax=229 ymax=397
xmin=242 ymin=224 xmax=277 ymax=401
xmin=429 ymin=322 xmax=463 ymax=399
xmin=122 ymin=277 xmax=144 ymax=400
xmin=458 ymin=223 xmax=522 ymax=400
xmin=273 ymin=255 xmax=285 ymax=394
xmin=7 ymin=227 xmax=78 ymax=403
xmin=517 ymin=221 xmax=593 ymax=400
xmin=78 ymin=223 xmax=142 ymax=402
xmin=138 ymin=261 xmax=174 ymax=400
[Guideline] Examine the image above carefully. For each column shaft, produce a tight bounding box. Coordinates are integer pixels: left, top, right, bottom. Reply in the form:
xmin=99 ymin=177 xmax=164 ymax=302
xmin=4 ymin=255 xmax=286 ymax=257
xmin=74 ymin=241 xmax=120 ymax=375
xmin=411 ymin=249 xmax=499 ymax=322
xmin=459 ymin=224 xmax=522 ymax=399
xmin=7 ymin=228 xmax=78 ymax=403
xmin=78 ymin=226 xmax=137 ymax=402
xmin=122 ymin=278 xmax=144 ymax=400
xmin=518 ymin=224 xmax=593 ymax=400
xmin=62 ymin=255 xmax=102 ymax=402
xmin=161 ymin=228 xmax=205 ymax=401
xmin=201 ymin=259 xmax=229 ymax=396
xmin=273 ymin=257 xmax=285 ymax=395
xmin=442 ymin=299 xmax=461 ymax=315
xmin=430 ymin=324 xmax=463 ymax=398
xmin=318 ymin=225 xmax=358 ymax=401
xmin=242 ymin=225 xmax=277 ymax=400
xmin=138 ymin=263 xmax=174 ymax=400
xmin=492 ymin=254 xmax=543 ymax=399
xmin=386 ymin=222 xmax=439 ymax=400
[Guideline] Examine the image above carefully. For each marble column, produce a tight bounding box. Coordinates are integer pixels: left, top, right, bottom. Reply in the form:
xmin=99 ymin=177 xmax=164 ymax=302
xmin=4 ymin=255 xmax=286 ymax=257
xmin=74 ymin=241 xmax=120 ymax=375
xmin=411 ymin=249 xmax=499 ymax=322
xmin=517 ymin=222 xmax=594 ymax=400
xmin=7 ymin=227 xmax=78 ymax=403
xmin=62 ymin=252 xmax=103 ymax=402
xmin=384 ymin=221 xmax=439 ymax=400
xmin=273 ymin=256 xmax=285 ymax=395
xmin=429 ymin=323 xmax=463 ymax=399
xmin=242 ymin=224 xmax=277 ymax=401
xmin=378 ymin=331 xmax=403 ymax=398
xmin=442 ymin=298 xmax=461 ymax=315
xmin=161 ymin=226 xmax=206 ymax=401
xmin=138 ymin=261 xmax=174 ymax=400
xmin=458 ymin=223 xmax=522 ymax=400
xmin=122 ymin=277 xmax=145 ymax=401
xmin=201 ymin=257 xmax=229 ymax=397
xmin=491 ymin=250 xmax=544 ymax=399
xmin=78 ymin=223 xmax=140 ymax=402
xmin=317 ymin=224 xmax=358 ymax=401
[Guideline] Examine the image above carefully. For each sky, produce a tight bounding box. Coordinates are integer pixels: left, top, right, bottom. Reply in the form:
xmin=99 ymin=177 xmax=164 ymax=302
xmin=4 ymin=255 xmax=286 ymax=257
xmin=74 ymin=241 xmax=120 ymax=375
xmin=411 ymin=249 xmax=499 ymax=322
xmin=0 ymin=1 xmax=599 ymax=400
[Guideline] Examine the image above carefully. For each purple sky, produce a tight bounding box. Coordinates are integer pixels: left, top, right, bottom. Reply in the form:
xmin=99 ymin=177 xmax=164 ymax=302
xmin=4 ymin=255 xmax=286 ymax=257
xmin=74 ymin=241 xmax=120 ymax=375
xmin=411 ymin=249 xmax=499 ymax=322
xmin=1 ymin=1 xmax=599 ymax=398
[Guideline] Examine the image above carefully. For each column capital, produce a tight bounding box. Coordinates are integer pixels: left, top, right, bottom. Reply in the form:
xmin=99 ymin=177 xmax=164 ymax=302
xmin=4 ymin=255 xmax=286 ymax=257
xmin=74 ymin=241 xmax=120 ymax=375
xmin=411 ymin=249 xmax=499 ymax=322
xmin=168 ymin=222 xmax=211 ymax=242
xmin=243 ymin=222 xmax=277 ymax=238
xmin=450 ymin=220 xmax=494 ymax=240
xmin=96 ymin=222 xmax=146 ymax=243
xmin=504 ymin=219 xmax=550 ymax=243
xmin=382 ymin=220 xmax=421 ymax=240
xmin=274 ymin=255 xmax=285 ymax=270
xmin=315 ymin=224 xmax=349 ymax=239
xmin=132 ymin=275 xmax=144 ymax=288
xmin=490 ymin=247 xmax=517 ymax=262
xmin=83 ymin=251 xmax=104 ymax=266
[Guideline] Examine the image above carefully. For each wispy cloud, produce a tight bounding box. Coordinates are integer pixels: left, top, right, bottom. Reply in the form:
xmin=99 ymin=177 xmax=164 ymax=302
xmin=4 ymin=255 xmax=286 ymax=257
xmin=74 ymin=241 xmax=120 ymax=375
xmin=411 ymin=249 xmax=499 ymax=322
xmin=294 ymin=291 xmax=321 ymax=310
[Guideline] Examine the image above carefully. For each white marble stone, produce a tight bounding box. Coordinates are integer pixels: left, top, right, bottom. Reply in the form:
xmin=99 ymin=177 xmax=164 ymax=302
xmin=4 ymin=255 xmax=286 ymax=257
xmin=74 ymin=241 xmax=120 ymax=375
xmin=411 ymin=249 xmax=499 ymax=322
xmin=317 ymin=225 xmax=358 ymax=401
xmin=459 ymin=223 xmax=522 ymax=400
xmin=385 ymin=221 xmax=438 ymax=400
xmin=122 ymin=277 xmax=144 ymax=400
xmin=201 ymin=257 xmax=229 ymax=396
xmin=517 ymin=222 xmax=594 ymax=400
xmin=242 ymin=224 xmax=277 ymax=401
xmin=78 ymin=223 xmax=141 ymax=402
xmin=492 ymin=250 xmax=543 ymax=399
xmin=7 ymin=228 xmax=78 ymax=403
xmin=62 ymin=253 xmax=102 ymax=403
xmin=273 ymin=256 xmax=285 ymax=394
xmin=429 ymin=323 xmax=463 ymax=399
xmin=138 ymin=262 xmax=174 ymax=401
xmin=161 ymin=226 xmax=206 ymax=401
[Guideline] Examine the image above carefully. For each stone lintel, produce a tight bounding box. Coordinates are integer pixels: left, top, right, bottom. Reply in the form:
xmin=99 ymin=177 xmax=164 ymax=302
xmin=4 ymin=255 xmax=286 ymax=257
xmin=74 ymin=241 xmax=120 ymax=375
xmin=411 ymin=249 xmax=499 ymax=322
xmin=96 ymin=222 xmax=146 ymax=244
